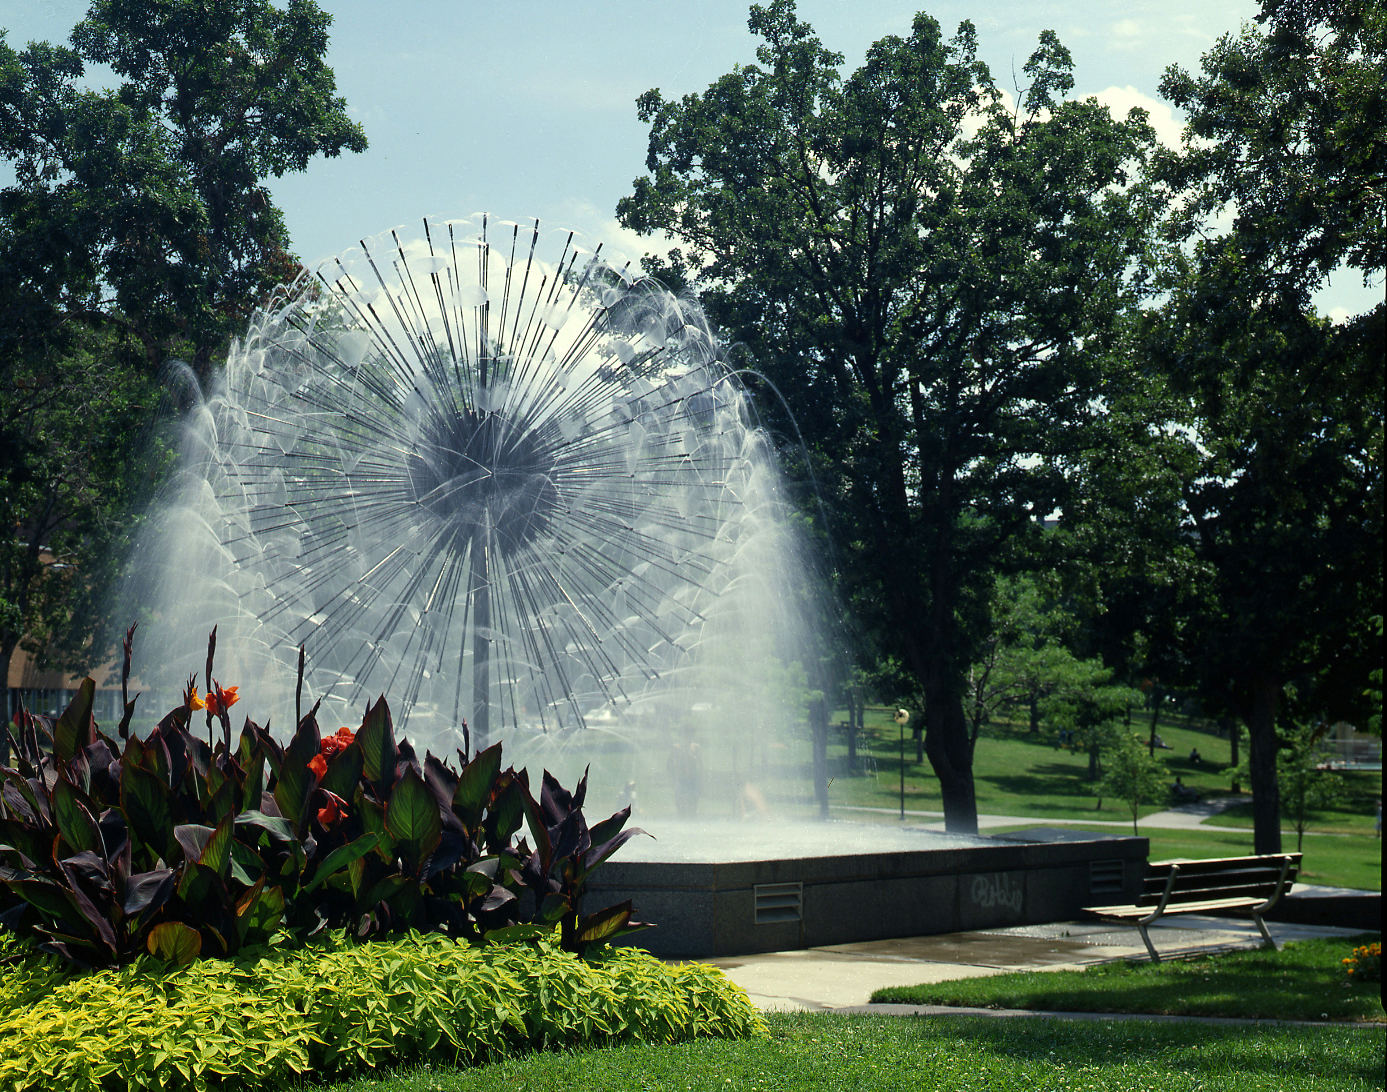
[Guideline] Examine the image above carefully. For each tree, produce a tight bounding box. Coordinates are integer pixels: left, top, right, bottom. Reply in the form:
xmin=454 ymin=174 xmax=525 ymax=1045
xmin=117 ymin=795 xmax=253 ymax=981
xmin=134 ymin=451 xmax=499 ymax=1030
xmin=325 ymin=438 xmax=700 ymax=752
xmin=618 ymin=1 xmax=1157 ymax=832
xmin=1276 ymin=721 xmax=1344 ymax=852
xmin=0 ymin=1 xmax=367 ymax=714
xmin=1146 ymin=0 xmax=1384 ymax=854
xmin=1 ymin=0 xmax=367 ymax=377
xmin=1097 ymin=730 xmax=1169 ymax=835
xmin=1040 ymin=659 xmax=1142 ymax=786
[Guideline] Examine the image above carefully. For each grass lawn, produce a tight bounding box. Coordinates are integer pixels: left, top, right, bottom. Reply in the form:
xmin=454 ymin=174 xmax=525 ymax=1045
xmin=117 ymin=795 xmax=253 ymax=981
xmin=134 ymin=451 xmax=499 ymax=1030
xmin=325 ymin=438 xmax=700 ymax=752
xmin=870 ymin=935 xmax=1385 ymax=1022
xmin=826 ymin=706 xmax=1252 ymax=821
xmin=985 ymin=821 xmax=1382 ymax=891
xmin=314 ymin=1011 xmax=1384 ymax=1091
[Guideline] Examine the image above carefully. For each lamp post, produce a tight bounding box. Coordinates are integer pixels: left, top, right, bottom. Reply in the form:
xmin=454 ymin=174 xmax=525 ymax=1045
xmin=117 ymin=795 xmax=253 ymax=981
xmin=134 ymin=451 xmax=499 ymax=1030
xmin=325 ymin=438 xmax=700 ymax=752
xmin=893 ymin=708 xmax=911 ymax=820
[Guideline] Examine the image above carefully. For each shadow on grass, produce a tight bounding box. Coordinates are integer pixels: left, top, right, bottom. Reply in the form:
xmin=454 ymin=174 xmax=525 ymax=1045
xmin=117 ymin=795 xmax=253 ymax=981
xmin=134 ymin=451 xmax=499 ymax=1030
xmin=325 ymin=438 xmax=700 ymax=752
xmin=901 ymin=1015 xmax=1386 ymax=1086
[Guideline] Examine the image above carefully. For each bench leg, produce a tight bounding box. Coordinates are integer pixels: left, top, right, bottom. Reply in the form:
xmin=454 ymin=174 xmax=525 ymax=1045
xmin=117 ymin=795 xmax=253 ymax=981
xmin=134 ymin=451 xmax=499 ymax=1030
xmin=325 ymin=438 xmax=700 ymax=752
xmin=1252 ymin=914 xmax=1278 ymax=951
xmin=1138 ymin=923 xmax=1161 ymax=963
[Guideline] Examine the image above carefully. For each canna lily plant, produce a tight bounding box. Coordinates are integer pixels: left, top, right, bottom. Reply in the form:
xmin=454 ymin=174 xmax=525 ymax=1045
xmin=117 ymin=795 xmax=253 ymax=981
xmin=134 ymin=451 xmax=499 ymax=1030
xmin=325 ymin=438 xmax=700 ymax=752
xmin=0 ymin=629 xmax=651 ymax=967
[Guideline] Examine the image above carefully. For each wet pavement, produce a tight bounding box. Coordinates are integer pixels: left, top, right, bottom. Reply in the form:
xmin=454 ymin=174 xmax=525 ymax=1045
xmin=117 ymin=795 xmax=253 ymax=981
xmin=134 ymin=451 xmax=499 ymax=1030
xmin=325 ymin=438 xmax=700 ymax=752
xmin=703 ymin=915 xmax=1375 ymax=1012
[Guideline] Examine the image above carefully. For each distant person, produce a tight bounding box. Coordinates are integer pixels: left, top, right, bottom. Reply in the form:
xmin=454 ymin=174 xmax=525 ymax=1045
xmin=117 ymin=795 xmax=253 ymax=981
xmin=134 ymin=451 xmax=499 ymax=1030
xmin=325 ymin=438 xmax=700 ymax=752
xmin=667 ymin=739 xmax=703 ymax=818
xmin=1172 ymin=776 xmax=1197 ymax=801
xmin=1153 ymin=734 xmax=1169 ymax=750
xmin=1189 ymin=747 xmax=1202 ymax=766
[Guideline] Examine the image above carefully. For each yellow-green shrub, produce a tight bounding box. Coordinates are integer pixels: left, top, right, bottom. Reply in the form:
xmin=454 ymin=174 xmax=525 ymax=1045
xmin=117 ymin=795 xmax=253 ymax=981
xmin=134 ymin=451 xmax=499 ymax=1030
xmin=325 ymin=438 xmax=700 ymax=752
xmin=0 ymin=932 xmax=764 ymax=1092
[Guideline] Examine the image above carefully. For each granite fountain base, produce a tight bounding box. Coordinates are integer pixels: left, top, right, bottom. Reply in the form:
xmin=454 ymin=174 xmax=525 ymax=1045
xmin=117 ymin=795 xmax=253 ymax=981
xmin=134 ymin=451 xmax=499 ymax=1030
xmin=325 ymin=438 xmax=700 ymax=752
xmin=587 ymin=820 xmax=1148 ymax=958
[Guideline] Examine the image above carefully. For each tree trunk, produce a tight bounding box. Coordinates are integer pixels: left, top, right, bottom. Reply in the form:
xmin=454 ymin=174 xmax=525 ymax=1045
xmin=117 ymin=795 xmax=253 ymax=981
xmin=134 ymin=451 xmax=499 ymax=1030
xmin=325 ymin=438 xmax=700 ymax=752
xmin=1028 ymin=692 xmax=1040 ymax=734
xmin=0 ymin=642 xmax=12 ymax=764
xmin=922 ymin=685 xmax=977 ymax=834
xmin=1245 ymin=675 xmax=1282 ymax=855
xmin=1147 ymin=687 xmax=1164 ymax=755
xmin=810 ymin=696 xmax=830 ymax=819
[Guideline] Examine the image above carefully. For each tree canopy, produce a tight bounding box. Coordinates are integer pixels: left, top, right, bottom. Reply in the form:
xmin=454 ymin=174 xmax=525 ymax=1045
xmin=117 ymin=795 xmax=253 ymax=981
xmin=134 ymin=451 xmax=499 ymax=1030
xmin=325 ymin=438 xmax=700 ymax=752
xmin=619 ymin=0 xmax=1159 ymax=831
xmin=0 ymin=0 xmax=366 ymax=718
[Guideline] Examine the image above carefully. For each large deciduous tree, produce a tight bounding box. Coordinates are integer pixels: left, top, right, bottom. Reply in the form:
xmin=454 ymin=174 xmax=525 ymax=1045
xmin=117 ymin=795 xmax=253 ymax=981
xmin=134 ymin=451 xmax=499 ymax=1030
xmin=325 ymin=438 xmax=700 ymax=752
xmin=1 ymin=0 xmax=367 ymax=377
xmin=1145 ymin=0 xmax=1384 ymax=853
xmin=0 ymin=0 xmax=366 ymax=716
xmin=617 ymin=1 xmax=1157 ymax=831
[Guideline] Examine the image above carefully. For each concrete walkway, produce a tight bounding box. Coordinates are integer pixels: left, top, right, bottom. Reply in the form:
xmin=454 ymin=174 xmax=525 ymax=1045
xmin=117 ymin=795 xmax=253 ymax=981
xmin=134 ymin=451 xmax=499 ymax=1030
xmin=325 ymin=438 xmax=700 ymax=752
xmin=834 ymin=795 xmax=1310 ymax=834
xmin=705 ymin=915 xmax=1376 ymax=1014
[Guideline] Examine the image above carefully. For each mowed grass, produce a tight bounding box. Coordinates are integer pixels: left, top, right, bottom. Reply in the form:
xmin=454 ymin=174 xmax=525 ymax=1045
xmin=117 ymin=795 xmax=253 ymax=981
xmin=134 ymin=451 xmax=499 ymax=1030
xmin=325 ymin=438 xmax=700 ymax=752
xmin=825 ymin=707 xmax=1382 ymax=890
xmin=981 ymin=820 xmax=1381 ymax=892
xmin=827 ymin=707 xmax=1247 ymax=820
xmin=870 ymin=935 xmax=1386 ymax=1023
xmin=314 ymin=1011 xmax=1383 ymax=1092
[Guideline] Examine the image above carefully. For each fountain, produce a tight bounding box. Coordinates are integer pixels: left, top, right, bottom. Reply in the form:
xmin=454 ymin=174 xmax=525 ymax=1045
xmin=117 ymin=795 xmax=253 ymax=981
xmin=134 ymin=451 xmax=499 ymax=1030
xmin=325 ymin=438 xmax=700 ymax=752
xmin=124 ymin=216 xmax=1146 ymax=957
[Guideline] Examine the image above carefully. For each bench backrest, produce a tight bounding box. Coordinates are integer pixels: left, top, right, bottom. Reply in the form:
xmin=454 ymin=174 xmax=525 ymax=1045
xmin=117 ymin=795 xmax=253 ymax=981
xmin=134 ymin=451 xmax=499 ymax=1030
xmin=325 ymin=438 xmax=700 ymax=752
xmin=1137 ymin=854 xmax=1301 ymax=907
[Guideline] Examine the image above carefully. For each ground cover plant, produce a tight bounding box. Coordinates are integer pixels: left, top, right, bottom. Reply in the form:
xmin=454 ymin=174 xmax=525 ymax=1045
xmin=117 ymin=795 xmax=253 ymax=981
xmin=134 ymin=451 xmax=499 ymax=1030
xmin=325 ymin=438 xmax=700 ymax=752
xmin=313 ymin=1011 xmax=1384 ymax=1092
xmin=869 ymin=934 xmax=1385 ymax=1022
xmin=0 ymin=633 xmax=650 ymax=966
xmin=0 ymin=929 xmax=762 ymax=1092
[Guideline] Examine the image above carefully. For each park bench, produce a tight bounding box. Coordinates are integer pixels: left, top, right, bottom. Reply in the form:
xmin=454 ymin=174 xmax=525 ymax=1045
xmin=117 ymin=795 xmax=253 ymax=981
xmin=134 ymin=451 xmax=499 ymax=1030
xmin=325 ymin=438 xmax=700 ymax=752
xmin=1082 ymin=853 xmax=1301 ymax=962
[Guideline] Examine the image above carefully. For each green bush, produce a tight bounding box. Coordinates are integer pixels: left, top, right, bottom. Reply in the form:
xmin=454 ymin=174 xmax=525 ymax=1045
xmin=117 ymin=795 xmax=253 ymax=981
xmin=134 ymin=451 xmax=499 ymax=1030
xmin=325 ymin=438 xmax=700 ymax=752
xmin=0 ymin=931 xmax=764 ymax=1092
xmin=0 ymin=632 xmax=649 ymax=967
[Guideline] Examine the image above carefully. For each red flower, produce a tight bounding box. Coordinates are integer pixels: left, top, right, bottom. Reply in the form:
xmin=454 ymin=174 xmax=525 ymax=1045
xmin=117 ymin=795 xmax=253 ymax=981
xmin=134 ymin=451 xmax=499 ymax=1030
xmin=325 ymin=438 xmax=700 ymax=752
xmin=321 ymin=726 xmax=355 ymax=760
xmin=317 ymin=790 xmax=350 ymax=827
xmin=204 ymin=683 xmax=239 ymax=718
xmin=309 ymin=727 xmax=355 ymax=780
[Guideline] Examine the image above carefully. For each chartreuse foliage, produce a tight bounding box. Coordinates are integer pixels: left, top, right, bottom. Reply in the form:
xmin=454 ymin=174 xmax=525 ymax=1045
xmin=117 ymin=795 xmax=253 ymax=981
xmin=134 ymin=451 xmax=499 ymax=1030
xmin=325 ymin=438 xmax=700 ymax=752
xmin=0 ymin=930 xmax=764 ymax=1092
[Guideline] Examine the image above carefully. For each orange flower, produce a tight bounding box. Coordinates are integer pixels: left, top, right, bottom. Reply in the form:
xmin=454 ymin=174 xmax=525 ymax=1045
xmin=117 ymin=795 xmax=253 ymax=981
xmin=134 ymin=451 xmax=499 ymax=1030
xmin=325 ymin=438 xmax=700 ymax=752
xmin=204 ymin=683 xmax=239 ymax=718
xmin=185 ymin=686 xmax=205 ymax=712
xmin=320 ymin=726 xmax=355 ymax=761
xmin=316 ymin=790 xmax=350 ymax=826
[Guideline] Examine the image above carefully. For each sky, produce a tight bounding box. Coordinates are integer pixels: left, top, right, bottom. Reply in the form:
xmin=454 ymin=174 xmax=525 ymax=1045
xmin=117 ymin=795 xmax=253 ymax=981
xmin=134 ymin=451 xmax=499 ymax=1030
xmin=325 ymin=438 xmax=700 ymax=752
xmin=3 ymin=0 xmax=1379 ymax=320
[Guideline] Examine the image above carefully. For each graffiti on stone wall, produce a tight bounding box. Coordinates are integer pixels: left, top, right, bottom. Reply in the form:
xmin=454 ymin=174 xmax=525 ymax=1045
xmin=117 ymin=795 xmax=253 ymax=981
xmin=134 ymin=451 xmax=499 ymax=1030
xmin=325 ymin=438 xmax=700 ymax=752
xmin=969 ymin=872 xmax=1023 ymax=914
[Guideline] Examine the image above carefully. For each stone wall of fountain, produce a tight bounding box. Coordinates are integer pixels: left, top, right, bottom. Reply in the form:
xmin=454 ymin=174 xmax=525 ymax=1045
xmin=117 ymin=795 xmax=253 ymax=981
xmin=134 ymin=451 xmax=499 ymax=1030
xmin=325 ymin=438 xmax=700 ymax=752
xmin=123 ymin=217 xmax=827 ymax=811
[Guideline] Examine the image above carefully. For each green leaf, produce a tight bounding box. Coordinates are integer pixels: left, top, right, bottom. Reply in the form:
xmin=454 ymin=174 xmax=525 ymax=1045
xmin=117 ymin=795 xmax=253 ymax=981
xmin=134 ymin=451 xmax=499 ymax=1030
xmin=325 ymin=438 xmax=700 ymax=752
xmin=52 ymin=678 xmax=95 ymax=766
xmin=321 ymin=740 xmax=363 ymax=800
xmin=234 ymin=881 xmax=285 ymax=946
xmin=575 ymin=900 xmax=635 ymax=944
xmin=51 ymin=778 xmax=102 ymax=855
xmin=228 ymin=840 xmax=265 ymax=887
xmin=304 ymin=832 xmax=382 ymax=892
xmin=356 ymin=697 xmax=396 ymax=784
xmin=147 ymin=921 xmax=202 ymax=966
xmin=121 ymin=764 xmax=176 ymax=864
xmin=454 ymin=742 xmax=503 ymax=826
xmin=384 ymin=766 xmax=442 ymax=875
xmin=274 ymin=722 xmax=318 ymax=830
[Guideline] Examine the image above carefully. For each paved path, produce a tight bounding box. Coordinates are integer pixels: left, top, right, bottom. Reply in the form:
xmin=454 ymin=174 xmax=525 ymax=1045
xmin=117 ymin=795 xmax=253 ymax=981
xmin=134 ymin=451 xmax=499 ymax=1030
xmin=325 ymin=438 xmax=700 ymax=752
xmin=833 ymin=796 xmax=1312 ymax=834
xmin=705 ymin=916 xmax=1377 ymax=1016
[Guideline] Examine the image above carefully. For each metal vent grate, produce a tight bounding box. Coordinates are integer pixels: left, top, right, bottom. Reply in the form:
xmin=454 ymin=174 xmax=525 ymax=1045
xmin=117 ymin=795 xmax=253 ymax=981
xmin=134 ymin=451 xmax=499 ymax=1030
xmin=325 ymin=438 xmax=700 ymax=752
xmin=754 ymin=882 xmax=803 ymax=924
xmin=1090 ymin=859 xmax=1125 ymax=896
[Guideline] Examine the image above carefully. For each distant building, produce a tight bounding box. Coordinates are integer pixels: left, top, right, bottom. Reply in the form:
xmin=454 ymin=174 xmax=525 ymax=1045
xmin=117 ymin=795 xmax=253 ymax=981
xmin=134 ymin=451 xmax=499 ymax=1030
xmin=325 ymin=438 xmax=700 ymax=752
xmin=6 ymin=647 xmax=125 ymax=722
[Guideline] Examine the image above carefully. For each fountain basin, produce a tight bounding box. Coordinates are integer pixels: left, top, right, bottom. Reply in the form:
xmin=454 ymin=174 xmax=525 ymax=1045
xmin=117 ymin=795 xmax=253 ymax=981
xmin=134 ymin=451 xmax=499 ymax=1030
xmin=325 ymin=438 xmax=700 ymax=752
xmin=587 ymin=821 xmax=1147 ymax=958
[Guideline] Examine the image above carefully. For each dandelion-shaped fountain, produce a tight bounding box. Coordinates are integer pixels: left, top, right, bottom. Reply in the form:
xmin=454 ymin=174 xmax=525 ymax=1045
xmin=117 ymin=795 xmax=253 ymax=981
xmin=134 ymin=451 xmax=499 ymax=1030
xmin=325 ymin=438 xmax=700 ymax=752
xmin=130 ymin=216 xmax=813 ymax=775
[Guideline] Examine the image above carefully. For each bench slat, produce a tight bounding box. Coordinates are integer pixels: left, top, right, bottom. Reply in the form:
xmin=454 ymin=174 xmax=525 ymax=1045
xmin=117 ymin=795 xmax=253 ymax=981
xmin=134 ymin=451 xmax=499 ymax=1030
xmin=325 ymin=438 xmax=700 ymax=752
xmin=1136 ymin=882 xmax=1288 ymax=906
xmin=1147 ymin=854 xmax=1301 ymax=877
xmin=1089 ymin=895 xmax=1267 ymax=920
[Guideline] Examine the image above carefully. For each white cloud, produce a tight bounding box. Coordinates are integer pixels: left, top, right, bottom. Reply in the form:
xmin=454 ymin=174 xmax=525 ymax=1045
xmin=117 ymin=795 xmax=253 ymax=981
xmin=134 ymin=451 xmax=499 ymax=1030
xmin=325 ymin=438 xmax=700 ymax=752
xmin=1093 ymin=86 xmax=1185 ymax=148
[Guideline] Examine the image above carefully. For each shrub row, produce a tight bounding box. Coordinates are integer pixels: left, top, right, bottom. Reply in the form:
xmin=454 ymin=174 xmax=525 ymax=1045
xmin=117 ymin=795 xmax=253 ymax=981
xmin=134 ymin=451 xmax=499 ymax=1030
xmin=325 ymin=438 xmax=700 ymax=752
xmin=0 ymin=930 xmax=765 ymax=1092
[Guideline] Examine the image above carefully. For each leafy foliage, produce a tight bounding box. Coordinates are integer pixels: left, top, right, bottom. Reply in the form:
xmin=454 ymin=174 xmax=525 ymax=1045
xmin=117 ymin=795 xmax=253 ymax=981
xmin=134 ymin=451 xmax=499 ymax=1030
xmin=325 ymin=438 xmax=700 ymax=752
xmin=618 ymin=0 xmax=1159 ymax=832
xmin=0 ymin=635 xmax=650 ymax=967
xmin=1144 ymin=0 xmax=1384 ymax=853
xmin=1095 ymin=731 xmax=1168 ymax=834
xmin=0 ymin=930 xmax=763 ymax=1091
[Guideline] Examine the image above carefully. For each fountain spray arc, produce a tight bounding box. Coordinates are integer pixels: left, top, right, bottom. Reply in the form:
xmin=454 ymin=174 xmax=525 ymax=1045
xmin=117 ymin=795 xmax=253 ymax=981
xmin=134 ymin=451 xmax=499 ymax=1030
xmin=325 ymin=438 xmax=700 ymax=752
xmin=129 ymin=216 xmax=819 ymax=784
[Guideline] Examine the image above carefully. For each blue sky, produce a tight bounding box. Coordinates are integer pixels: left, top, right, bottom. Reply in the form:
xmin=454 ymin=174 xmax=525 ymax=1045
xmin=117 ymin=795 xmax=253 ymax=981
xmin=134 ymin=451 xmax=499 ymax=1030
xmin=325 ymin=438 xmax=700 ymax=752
xmin=4 ymin=0 xmax=1379 ymax=319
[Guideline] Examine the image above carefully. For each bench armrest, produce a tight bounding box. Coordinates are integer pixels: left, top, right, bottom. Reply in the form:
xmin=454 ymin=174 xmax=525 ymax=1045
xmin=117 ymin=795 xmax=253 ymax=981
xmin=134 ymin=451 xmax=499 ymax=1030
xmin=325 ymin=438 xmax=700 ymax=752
xmin=1137 ymin=863 xmax=1182 ymax=925
xmin=1251 ymin=855 xmax=1296 ymax=915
